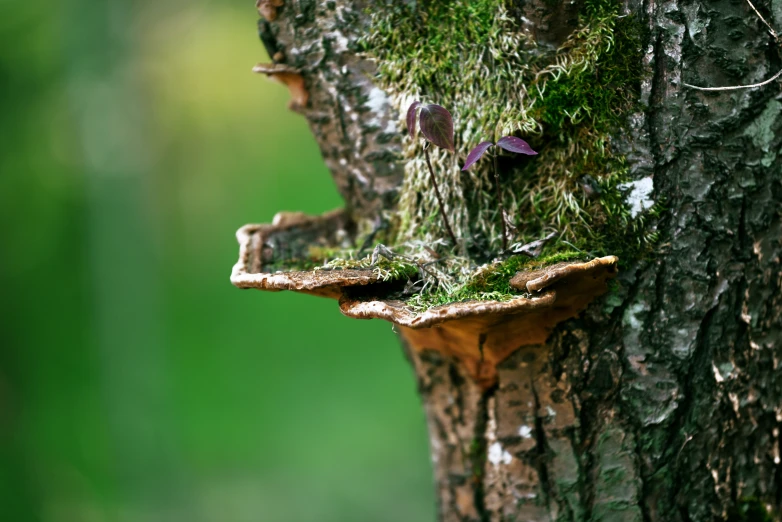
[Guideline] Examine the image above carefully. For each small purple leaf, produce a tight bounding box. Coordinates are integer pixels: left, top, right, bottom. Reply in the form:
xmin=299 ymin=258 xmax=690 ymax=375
xmin=419 ymin=104 xmax=454 ymax=151
xmin=406 ymin=101 xmax=422 ymax=138
xmin=496 ymin=136 xmax=537 ymax=155
xmin=461 ymin=141 xmax=494 ymax=171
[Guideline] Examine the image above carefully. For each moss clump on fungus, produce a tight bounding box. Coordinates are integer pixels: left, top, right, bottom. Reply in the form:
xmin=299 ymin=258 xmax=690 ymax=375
xmin=262 ymin=243 xmax=419 ymax=283
xmin=406 ymin=250 xmax=585 ymax=312
xmin=317 ymin=253 xmax=419 ymax=282
xmin=326 ymin=0 xmax=659 ymax=312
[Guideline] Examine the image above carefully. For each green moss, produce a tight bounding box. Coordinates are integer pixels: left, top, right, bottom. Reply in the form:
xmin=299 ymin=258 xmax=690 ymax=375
xmin=340 ymin=0 xmax=661 ymax=312
xmin=727 ymin=498 xmax=775 ymax=522
xmin=360 ymin=0 xmax=539 ymax=248
xmin=318 ymin=252 xmax=419 ymax=281
xmin=468 ymin=437 xmax=486 ymax=478
xmin=521 ymin=6 xmax=661 ymax=266
xmin=467 ymin=250 xmax=585 ymax=295
xmin=264 ymin=243 xmax=419 ymax=283
xmin=361 ymin=0 xmax=656 ymax=262
xmin=536 ymin=0 xmax=642 ymax=133
xmin=362 ymin=0 xmax=501 ymax=90
xmin=405 ymin=287 xmax=516 ymax=313
xmin=405 ymin=250 xmax=585 ymax=312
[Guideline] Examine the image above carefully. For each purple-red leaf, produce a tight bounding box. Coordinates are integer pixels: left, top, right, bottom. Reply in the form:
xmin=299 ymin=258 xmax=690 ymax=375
xmin=496 ymin=136 xmax=537 ymax=155
xmin=406 ymin=101 xmax=422 ymax=138
xmin=419 ymin=104 xmax=454 ymax=151
xmin=461 ymin=141 xmax=494 ymax=171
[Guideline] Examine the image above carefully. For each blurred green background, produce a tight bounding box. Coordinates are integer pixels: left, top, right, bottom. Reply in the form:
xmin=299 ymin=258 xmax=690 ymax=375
xmin=0 ymin=1 xmax=434 ymax=520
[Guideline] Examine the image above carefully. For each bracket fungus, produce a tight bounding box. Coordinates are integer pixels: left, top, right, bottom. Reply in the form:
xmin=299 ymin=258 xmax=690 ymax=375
xmin=255 ymin=0 xmax=283 ymax=21
xmin=232 ymin=210 xmax=618 ymax=388
xmin=252 ymin=63 xmax=308 ymax=111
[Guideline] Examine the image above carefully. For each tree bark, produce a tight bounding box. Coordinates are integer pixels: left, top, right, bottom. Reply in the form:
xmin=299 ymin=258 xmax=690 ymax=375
xmin=254 ymin=0 xmax=782 ymax=519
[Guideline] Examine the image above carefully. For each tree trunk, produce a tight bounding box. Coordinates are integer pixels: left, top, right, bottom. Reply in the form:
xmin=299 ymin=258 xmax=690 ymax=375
xmin=251 ymin=0 xmax=782 ymax=519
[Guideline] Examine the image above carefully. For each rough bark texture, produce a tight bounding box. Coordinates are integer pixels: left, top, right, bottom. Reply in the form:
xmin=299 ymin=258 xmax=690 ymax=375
xmin=256 ymin=0 xmax=403 ymax=221
xmin=256 ymin=0 xmax=782 ymax=519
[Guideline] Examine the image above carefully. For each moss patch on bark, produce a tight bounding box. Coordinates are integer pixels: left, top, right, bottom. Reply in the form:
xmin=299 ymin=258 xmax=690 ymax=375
xmin=295 ymin=0 xmax=660 ymax=312
xmin=359 ymin=0 xmax=658 ymax=249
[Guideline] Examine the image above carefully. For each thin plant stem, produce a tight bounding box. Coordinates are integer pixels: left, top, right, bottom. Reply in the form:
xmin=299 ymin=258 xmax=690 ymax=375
xmin=424 ymin=144 xmax=458 ymax=246
xmin=494 ymin=150 xmax=507 ymax=251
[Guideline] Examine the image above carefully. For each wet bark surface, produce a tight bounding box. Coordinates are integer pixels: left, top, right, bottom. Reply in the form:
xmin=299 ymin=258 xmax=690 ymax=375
xmin=259 ymin=0 xmax=782 ymax=519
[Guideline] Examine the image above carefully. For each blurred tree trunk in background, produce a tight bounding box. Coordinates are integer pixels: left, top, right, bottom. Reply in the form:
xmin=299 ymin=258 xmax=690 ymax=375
xmin=264 ymin=0 xmax=782 ymax=520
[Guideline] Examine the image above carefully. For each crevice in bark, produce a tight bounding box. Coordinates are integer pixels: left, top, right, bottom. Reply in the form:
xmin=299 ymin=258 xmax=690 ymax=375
xmin=473 ymin=386 xmax=495 ymax=522
xmin=736 ymin=196 xmax=751 ymax=261
xmin=566 ymin=423 xmax=588 ymax=521
xmin=652 ymin=255 xmax=667 ymax=319
xmin=647 ymin=29 xmax=666 ymax=165
xmin=663 ymin=302 xmax=717 ymax=469
xmin=635 ymin=432 xmax=654 ymax=522
xmin=449 ymin=363 xmax=467 ymax=429
xmin=549 ymin=329 xmax=570 ymax=383
xmin=776 ymin=421 xmax=782 ymax=509
xmin=678 ymin=503 xmax=693 ymax=522
xmin=335 ymin=97 xmax=348 ymax=142
xmin=580 ymin=422 xmax=597 ymax=521
xmin=661 ymin=299 xmax=720 ymax=520
xmin=529 ymin=375 xmax=555 ymax=515
xmin=578 ymin=354 xmax=599 ymax=521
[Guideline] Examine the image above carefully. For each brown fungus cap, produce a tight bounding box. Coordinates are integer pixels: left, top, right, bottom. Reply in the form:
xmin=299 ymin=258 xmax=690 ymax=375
xmin=231 ymin=209 xmax=381 ymax=299
xmin=232 ymin=210 xmax=619 ymax=387
xmin=252 ymin=63 xmax=308 ymax=111
xmin=256 ymin=0 xmax=284 ymax=21
xmin=340 ymin=257 xmax=618 ymax=388
xmin=509 ymin=256 xmax=619 ymax=293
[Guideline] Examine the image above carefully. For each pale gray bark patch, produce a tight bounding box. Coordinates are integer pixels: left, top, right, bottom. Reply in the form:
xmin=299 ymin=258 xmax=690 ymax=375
xmin=264 ymin=1 xmax=404 ymax=221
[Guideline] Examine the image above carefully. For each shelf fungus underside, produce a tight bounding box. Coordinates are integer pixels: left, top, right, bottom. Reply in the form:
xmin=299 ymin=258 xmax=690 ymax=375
xmin=232 ymin=209 xmax=618 ymax=388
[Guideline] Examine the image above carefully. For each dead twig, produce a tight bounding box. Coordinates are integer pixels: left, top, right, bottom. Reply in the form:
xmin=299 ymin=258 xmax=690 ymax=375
xmin=683 ymin=68 xmax=782 ymax=91
xmin=683 ymin=0 xmax=782 ymax=92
